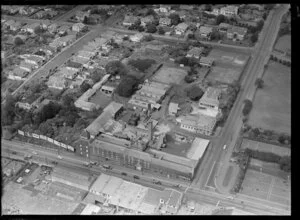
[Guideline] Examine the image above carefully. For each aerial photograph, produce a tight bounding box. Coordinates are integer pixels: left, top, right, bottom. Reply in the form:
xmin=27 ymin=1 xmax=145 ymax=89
xmin=1 ymin=4 xmax=291 ymax=215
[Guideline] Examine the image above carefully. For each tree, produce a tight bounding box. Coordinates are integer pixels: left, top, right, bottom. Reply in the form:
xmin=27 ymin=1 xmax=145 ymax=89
xmin=128 ymin=59 xmax=156 ymax=72
xmin=80 ymin=81 xmax=92 ymax=93
xmin=143 ymin=34 xmax=155 ymax=42
xmin=186 ymin=86 xmax=204 ymax=101
xmin=146 ymin=8 xmax=157 ymax=16
xmin=39 ymin=121 xmax=54 ymax=137
xmin=164 ymin=133 xmax=173 ymax=143
xmin=90 ymin=69 xmax=103 ymax=83
xmin=62 ymin=94 xmax=74 ymax=107
xmin=255 ymin=78 xmax=264 ymax=89
xmin=210 ymin=30 xmax=221 ymax=41
xmin=137 ymin=25 xmax=145 ymax=32
xmin=116 ymin=75 xmax=139 ymax=97
xmin=105 ymin=60 xmax=127 ymax=76
xmin=184 ymin=75 xmax=195 ymax=83
xmin=175 ymin=56 xmax=189 ymax=66
xmin=256 ymin=20 xmax=264 ymax=31
xmin=14 ymin=37 xmax=24 ymax=46
xmin=158 ymin=26 xmax=165 ymax=35
xmin=242 ymin=99 xmax=252 ymax=116
xmin=83 ymin=16 xmax=88 ymax=24
xmin=262 ymin=12 xmax=268 ymax=20
xmin=169 ymin=13 xmax=180 ymax=26
xmin=1 ymin=94 xmax=16 ymax=126
xmin=279 ymin=156 xmax=291 ymax=172
xmin=34 ymin=26 xmax=44 ymax=35
xmin=146 ymin=23 xmax=157 ymax=33
xmin=250 ymin=32 xmax=258 ymax=44
xmin=216 ymin=14 xmax=226 ymax=25
xmin=187 ymin=33 xmax=195 ymax=39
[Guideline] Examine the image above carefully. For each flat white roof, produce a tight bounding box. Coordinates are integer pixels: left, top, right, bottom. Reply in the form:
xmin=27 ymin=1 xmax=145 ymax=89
xmin=186 ymin=138 xmax=210 ymax=161
xmin=90 ymin=173 xmax=111 ymax=193
xmin=80 ymin=203 xmax=101 ymax=215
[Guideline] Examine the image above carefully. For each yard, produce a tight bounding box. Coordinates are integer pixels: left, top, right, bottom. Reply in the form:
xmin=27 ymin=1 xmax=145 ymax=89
xmin=248 ymin=61 xmax=291 ymax=134
xmin=207 ymin=48 xmax=249 ymax=84
xmin=88 ymin=89 xmax=112 ymax=108
xmin=274 ymin=34 xmax=291 ymax=53
xmin=152 ymin=66 xmax=188 ymax=85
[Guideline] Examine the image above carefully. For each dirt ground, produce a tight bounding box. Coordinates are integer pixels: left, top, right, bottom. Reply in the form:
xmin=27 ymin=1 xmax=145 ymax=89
xmin=152 ymin=67 xmax=187 ymax=85
xmin=248 ymin=61 xmax=291 ymax=134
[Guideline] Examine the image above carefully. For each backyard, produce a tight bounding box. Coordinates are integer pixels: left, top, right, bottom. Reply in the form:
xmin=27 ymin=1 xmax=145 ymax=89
xmin=248 ymin=61 xmax=291 ymax=134
xmin=274 ymin=34 xmax=291 ymax=54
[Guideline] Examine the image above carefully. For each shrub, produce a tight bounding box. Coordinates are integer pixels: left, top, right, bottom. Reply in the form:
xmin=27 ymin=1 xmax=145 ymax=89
xmin=116 ymin=75 xmax=139 ymax=97
xmin=255 ymin=78 xmax=264 ymax=89
xmin=14 ymin=37 xmax=24 ymax=46
xmin=158 ymin=26 xmax=165 ymax=35
xmin=242 ymin=99 xmax=252 ymax=116
xmin=186 ymin=86 xmax=204 ymax=101
xmin=146 ymin=23 xmax=157 ymax=33
xmin=184 ymin=75 xmax=195 ymax=83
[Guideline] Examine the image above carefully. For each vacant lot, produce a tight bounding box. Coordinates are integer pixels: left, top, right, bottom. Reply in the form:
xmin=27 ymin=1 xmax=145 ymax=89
xmin=274 ymin=34 xmax=291 ymax=53
xmin=241 ymin=139 xmax=290 ymax=156
xmin=248 ymin=61 xmax=291 ymax=134
xmin=89 ymin=89 xmax=112 ymax=108
xmin=207 ymin=48 xmax=249 ymax=84
xmin=152 ymin=67 xmax=187 ymax=85
xmin=240 ymin=169 xmax=290 ymax=206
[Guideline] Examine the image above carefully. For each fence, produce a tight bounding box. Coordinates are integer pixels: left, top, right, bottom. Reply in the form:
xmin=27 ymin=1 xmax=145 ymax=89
xmin=17 ymin=130 xmax=75 ymax=152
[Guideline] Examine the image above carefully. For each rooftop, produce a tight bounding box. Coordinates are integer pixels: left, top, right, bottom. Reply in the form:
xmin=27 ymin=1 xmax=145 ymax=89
xmin=199 ymin=26 xmax=213 ymax=34
xmin=199 ymin=87 xmax=221 ymax=107
xmin=186 ymin=138 xmax=210 ymax=161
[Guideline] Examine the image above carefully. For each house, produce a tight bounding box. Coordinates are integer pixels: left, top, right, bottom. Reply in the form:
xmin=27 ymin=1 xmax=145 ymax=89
xmin=211 ymin=8 xmax=220 ymax=16
xmin=58 ymin=25 xmax=70 ymax=35
xmin=123 ymin=15 xmax=139 ymax=26
xmin=59 ymin=34 xmax=76 ymax=47
xmin=199 ymin=56 xmax=215 ymax=67
xmin=48 ymin=23 xmax=58 ymax=34
xmin=66 ymin=60 xmax=83 ymax=71
xmin=227 ymin=25 xmax=247 ymax=41
xmin=176 ymin=114 xmax=217 ymax=136
xmin=8 ymin=67 xmax=30 ymax=81
xmin=179 ymin=5 xmax=194 ymax=11
xmin=168 ymin=102 xmax=179 ymax=116
xmin=198 ymin=26 xmax=213 ymax=39
xmin=159 ymin=5 xmax=171 ymax=13
xmin=72 ymin=22 xmax=87 ymax=32
xmin=22 ymin=22 xmax=41 ymax=34
xmin=130 ymin=33 xmax=144 ymax=42
xmin=159 ymin=17 xmax=171 ymax=26
xmin=60 ymin=67 xmax=79 ymax=80
xmin=140 ymin=15 xmax=154 ymax=27
xmin=220 ymin=5 xmax=239 ymax=17
xmin=199 ymin=87 xmax=221 ymax=110
xmin=186 ymin=47 xmax=204 ymax=59
xmin=34 ymin=10 xmax=48 ymax=19
xmin=218 ymin=22 xmax=231 ymax=33
xmin=24 ymin=55 xmax=44 ymax=67
xmin=175 ymin=22 xmax=188 ymax=35
xmin=40 ymin=20 xmax=51 ymax=30
xmin=177 ymin=11 xmax=187 ymax=20
xmin=19 ymin=61 xmax=35 ymax=72
xmin=47 ymin=74 xmax=68 ymax=90
xmin=75 ymin=10 xmax=90 ymax=22
xmin=10 ymin=21 xmax=22 ymax=31
xmin=100 ymin=85 xmax=115 ymax=96
xmin=77 ymin=50 xmax=95 ymax=60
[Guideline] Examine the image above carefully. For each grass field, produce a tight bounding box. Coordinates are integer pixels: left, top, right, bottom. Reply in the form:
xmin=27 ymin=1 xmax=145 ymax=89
xmin=207 ymin=48 xmax=249 ymax=84
xmin=274 ymin=34 xmax=291 ymax=53
xmin=152 ymin=66 xmax=187 ymax=85
xmin=241 ymin=139 xmax=290 ymax=156
xmin=240 ymin=169 xmax=290 ymax=206
xmin=248 ymin=61 xmax=291 ymax=134
xmin=222 ymin=166 xmax=233 ymax=187
xmin=89 ymin=89 xmax=112 ymax=108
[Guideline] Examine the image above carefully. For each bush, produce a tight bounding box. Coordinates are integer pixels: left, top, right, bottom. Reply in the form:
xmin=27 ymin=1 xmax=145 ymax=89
xmin=158 ymin=26 xmax=165 ymax=35
xmin=80 ymin=81 xmax=92 ymax=93
xmin=116 ymin=75 xmax=139 ymax=97
xmin=250 ymin=32 xmax=258 ymax=43
xmin=105 ymin=60 xmax=127 ymax=76
xmin=143 ymin=34 xmax=154 ymax=42
xmin=184 ymin=75 xmax=195 ymax=83
xmin=169 ymin=13 xmax=180 ymax=26
xmin=146 ymin=23 xmax=157 ymax=33
xmin=186 ymin=86 xmax=204 ymax=101
xmin=216 ymin=14 xmax=226 ymax=25
xmin=128 ymin=59 xmax=156 ymax=72
xmin=242 ymin=99 xmax=252 ymax=116
xmin=279 ymin=156 xmax=291 ymax=172
xmin=14 ymin=37 xmax=24 ymax=46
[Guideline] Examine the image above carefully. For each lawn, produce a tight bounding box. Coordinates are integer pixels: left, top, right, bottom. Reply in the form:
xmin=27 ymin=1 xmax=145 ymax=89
xmin=207 ymin=48 xmax=249 ymax=84
xmin=152 ymin=66 xmax=187 ymax=85
xmin=248 ymin=61 xmax=291 ymax=134
xmin=274 ymin=34 xmax=291 ymax=53
xmin=88 ymin=89 xmax=112 ymax=108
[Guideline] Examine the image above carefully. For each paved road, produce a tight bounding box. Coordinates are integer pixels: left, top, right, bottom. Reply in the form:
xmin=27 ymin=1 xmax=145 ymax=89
xmin=191 ymin=3 xmax=290 ymax=212
xmin=2 ymin=139 xmax=290 ymax=215
xmin=53 ymin=5 xmax=86 ymax=22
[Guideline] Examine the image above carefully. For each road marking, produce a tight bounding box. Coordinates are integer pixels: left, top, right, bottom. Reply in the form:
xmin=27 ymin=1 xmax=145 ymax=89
xmin=205 ymin=161 xmax=216 ymax=188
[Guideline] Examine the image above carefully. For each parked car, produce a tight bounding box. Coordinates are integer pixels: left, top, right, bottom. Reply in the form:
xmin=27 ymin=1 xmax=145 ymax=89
xmin=121 ymin=172 xmax=127 ymax=176
xmin=133 ymin=175 xmax=139 ymax=179
xmin=32 ymin=151 xmax=38 ymax=155
xmin=58 ymin=155 xmax=63 ymax=159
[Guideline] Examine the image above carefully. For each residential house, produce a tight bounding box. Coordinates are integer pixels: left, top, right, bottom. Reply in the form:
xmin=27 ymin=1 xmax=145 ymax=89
xmin=168 ymin=102 xmax=179 ymax=116
xmin=199 ymin=56 xmax=215 ymax=67
xmin=199 ymin=87 xmax=221 ymax=110
xmin=175 ymin=22 xmax=188 ymax=35
xmin=19 ymin=61 xmax=36 ymax=72
xmin=60 ymin=67 xmax=79 ymax=80
xmin=179 ymin=5 xmax=194 ymax=11
xmin=47 ymin=74 xmax=68 ymax=90
xmin=24 ymin=55 xmax=44 ymax=67
xmin=198 ymin=26 xmax=213 ymax=39
xmin=218 ymin=22 xmax=231 ymax=33
xmin=59 ymin=34 xmax=76 ymax=47
xmin=177 ymin=11 xmax=187 ymax=20
xmin=5 ymin=20 xmax=22 ymax=31
xmin=123 ymin=15 xmax=139 ymax=26
xmin=159 ymin=17 xmax=171 ymax=26
xmin=48 ymin=23 xmax=58 ymax=34
xmin=140 ymin=15 xmax=154 ymax=27
xmin=72 ymin=23 xmax=87 ymax=32
xmin=227 ymin=25 xmax=247 ymax=41
xmin=130 ymin=33 xmax=144 ymax=42
xmin=75 ymin=10 xmax=90 ymax=22
xmin=8 ymin=67 xmax=30 ymax=81
xmin=66 ymin=60 xmax=83 ymax=71
xmin=211 ymin=8 xmax=220 ymax=16
xmin=40 ymin=20 xmax=51 ymax=30
xmin=77 ymin=50 xmax=95 ymax=60
xmin=22 ymin=22 xmax=41 ymax=34
xmin=186 ymin=47 xmax=204 ymax=59
xmin=159 ymin=5 xmax=171 ymax=13
xmin=100 ymin=85 xmax=116 ymax=96
xmin=58 ymin=25 xmax=70 ymax=35
xmin=34 ymin=10 xmax=48 ymax=19
xmin=220 ymin=5 xmax=239 ymax=17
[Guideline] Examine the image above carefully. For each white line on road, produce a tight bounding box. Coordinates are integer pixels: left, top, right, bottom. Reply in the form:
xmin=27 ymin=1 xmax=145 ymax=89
xmin=205 ymin=161 xmax=216 ymax=188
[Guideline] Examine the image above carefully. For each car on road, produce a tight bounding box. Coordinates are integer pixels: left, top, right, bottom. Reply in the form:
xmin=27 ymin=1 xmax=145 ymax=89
xmin=58 ymin=155 xmax=63 ymax=159
xmin=133 ymin=175 xmax=139 ymax=179
xmin=32 ymin=151 xmax=38 ymax=155
xmin=51 ymin=161 xmax=58 ymax=165
xmin=153 ymin=180 xmax=162 ymax=185
xmin=121 ymin=172 xmax=127 ymax=176
xmin=11 ymin=151 xmax=17 ymax=155
xmin=102 ymin=164 xmax=112 ymax=170
xmin=16 ymin=177 xmax=23 ymax=183
xmin=223 ymin=145 xmax=227 ymax=150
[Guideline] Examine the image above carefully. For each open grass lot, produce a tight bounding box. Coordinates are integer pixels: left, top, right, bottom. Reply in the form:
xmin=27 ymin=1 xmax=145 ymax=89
xmin=241 ymin=139 xmax=290 ymax=156
xmin=152 ymin=66 xmax=187 ymax=85
xmin=89 ymin=89 xmax=112 ymax=108
xmin=274 ymin=34 xmax=291 ymax=53
xmin=248 ymin=61 xmax=291 ymax=134
xmin=2 ymin=181 xmax=79 ymax=214
xmin=161 ymin=141 xmax=191 ymax=157
xmin=240 ymin=169 xmax=290 ymax=206
xmin=207 ymin=48 xmax=249 ymax=84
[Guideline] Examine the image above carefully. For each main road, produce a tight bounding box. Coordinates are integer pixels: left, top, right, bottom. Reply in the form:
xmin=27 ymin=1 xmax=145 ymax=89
xmin=1 ymin=139 xmax=290 ymax=215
